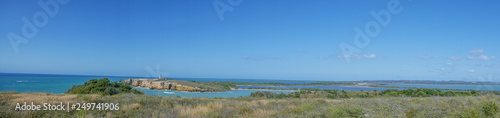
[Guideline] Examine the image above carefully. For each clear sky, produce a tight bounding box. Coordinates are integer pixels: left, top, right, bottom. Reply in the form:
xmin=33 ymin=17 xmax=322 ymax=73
xmin=1 ymin=0 xmax=499 ymax=81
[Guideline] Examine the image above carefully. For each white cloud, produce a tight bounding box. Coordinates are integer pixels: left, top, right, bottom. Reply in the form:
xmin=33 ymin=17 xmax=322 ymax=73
xmin=468 ymin=49 xmax=493 ymax=60
xmin=449 ymin=49 xmax=496 ymax=61
xmin=467 ymin=70 xmax=475 ymax=73
xmin=450 ymin=56 xmax=463 ymax=61
xmin=468 ymin=55 xmax=490 ymax=60
xmin=440 ymin=68 xmax=446 ymax=71
xmin=470 ymin=49 xmax=484 ymax=55
xmin=446 ymin=63 xmax=453 ymax=66
xmin=364 ymin=54 xmax=377 ymax=58
xmin=337 ymin=54 xmax=377 ymax=59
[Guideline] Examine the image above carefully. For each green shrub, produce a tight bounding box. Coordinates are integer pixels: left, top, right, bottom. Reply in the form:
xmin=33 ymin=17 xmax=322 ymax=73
xmin=317 ymin=99 xmax=327 ymax=104
xmin=381 ymin=88 xmax=483 ymax=97
xmin=456 ymin=108 xmax=480 ymax=118
xmin=299 ymin=103 xmax=316 ymax=112
xmin=329 ymin=106 xmax=364 ymax=118
xmin=66 ymin=78 xmax=143 ymax=95
xmin=250 ymin=91 xmax=281 ymax=98
xmin=238 ymin=105 xmax=253 ymax=114
xmin=482 ymin=101 xmax=499 ymax=116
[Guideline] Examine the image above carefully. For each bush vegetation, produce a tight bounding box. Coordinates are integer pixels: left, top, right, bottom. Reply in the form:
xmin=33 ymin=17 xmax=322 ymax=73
xmin=1 ymin=92 xmax=499 ymax=118
xmin=66 ymin=78 xmax=143 ymax=95
xmin=250 ymin=88 xmax=492 ymax=100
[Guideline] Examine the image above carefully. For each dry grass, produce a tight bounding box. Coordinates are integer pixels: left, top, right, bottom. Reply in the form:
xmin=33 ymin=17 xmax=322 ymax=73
xmin=122 ymin=103 xmax=142 ymax=111
xmin=1 ymin=92 xmax=499 ymax=118
xmin=9 ymin=93 xmax=79 ymax=105
xmin=207 ymin=101 xmax=223 ymax=111
xmin=252 ymin=109 xmax=277 ymax=117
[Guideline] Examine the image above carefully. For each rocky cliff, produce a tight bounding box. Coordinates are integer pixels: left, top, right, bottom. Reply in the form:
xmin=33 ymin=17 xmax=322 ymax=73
xmin=122 ymin=79 xmax=216 ymax=92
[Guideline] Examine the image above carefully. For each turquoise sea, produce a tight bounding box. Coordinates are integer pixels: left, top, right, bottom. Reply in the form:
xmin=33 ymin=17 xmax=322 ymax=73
xmin=0 ymin=73 xmax=307 ymax=97
xmin=0 ymin=73 xmax=124 ymax=94
xmin=0 ymin=73 xmax=377 ymax=97
xmin=0 ymin=73 xmax=297 ymax=98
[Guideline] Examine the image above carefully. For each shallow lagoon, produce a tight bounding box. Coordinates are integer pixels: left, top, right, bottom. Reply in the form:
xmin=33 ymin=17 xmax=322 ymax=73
xmin=135 ymin=87 xmax=294 ymax=98
xmin=238 ymin=85 xmax=398 ymax=91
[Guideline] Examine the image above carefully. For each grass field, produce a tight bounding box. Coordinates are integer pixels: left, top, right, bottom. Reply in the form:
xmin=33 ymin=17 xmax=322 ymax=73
xmin=1 ymin=92 xmax=499 ymax=118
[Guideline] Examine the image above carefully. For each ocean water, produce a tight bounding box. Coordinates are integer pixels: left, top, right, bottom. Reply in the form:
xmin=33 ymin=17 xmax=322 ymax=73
xmin=0 ymin=73 xmax=303 ymax=97
xmin=380 ymin=84 xmax=500 ymax=91
xmin=0 ymin=73 xmax=124 ymax=94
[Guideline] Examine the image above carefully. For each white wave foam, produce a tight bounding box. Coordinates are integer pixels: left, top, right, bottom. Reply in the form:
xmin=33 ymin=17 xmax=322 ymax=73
xmin=163 ymin=92 xmax=175 ymax=94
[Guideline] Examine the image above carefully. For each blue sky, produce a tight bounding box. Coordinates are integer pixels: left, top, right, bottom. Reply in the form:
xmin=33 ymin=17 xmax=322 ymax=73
xmin=1 ymin=0 xmax=499 ymax=81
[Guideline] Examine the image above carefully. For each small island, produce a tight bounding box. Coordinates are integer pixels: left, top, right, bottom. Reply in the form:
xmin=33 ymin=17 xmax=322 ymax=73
xmin=122 ymin=79 xmax=219 ymax=92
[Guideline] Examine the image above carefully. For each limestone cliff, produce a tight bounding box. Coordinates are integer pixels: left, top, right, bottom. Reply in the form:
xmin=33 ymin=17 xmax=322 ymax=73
xmin=122 ymin=79 xmax=216 ymax=92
